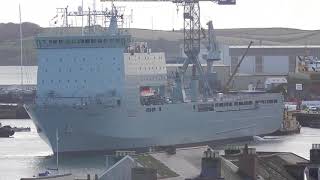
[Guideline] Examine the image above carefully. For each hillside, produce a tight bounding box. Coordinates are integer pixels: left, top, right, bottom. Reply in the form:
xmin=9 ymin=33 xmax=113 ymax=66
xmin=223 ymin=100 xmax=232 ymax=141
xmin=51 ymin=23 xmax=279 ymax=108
xmin=1 ymin=22 xmax=320 ymax=65
xmin=0 ymin=22 xmax=41 ymax=66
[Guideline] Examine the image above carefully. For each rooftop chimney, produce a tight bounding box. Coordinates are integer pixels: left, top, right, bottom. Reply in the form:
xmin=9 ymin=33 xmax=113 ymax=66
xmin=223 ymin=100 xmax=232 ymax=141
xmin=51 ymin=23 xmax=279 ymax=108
xmin=304 ymin=144 xmax=320 ymax=180
xmin=199 ymin=148 xmax=222 ymax=179
xmin=238 ymin=144 xmax=257 ymax=180
xmin=310 ymin=144 xmax=320 ymax=164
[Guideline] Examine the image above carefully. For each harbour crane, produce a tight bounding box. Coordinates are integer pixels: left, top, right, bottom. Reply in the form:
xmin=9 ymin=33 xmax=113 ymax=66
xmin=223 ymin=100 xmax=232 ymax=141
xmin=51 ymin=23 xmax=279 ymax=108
xmin=101 ymin=0 xmax=236 ymax=100
xmin=223 ymin=41 xmax=253 ymax=92
xmin=204 ymin=20 xmax=220 ymax=75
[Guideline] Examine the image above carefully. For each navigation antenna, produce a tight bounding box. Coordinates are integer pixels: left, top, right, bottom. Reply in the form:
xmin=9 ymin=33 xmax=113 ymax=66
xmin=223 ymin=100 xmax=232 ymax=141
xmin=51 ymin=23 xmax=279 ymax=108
xmin=54 ymin=4 xmax=125 ymax=34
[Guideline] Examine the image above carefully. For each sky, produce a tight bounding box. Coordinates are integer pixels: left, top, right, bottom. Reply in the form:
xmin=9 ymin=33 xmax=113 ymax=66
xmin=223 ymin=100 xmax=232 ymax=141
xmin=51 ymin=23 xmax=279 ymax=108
xmin=1 ymin=0 xmax=320 ymax=30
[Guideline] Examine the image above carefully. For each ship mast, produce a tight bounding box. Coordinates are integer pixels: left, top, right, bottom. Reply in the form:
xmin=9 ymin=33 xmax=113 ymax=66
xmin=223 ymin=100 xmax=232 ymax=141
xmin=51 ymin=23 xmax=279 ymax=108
xmin=58 ymin=4 xmax=125 ymax=32
xmin=56 ymin=129 xmax=59 ymax=172
xmin=19 ymin=4 xmax=23 ymax=89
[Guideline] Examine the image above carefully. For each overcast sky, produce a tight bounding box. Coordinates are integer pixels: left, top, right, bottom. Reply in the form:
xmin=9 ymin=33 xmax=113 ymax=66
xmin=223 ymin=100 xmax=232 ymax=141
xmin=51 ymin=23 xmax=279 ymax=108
xmin=1 ymin=0 xmax=320 ymax=30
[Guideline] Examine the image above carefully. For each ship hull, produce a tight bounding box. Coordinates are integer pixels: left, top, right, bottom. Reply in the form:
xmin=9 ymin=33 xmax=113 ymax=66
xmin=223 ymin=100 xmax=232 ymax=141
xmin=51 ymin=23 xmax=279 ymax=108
xmin=25 ymin=100 xmax=282 ymax=153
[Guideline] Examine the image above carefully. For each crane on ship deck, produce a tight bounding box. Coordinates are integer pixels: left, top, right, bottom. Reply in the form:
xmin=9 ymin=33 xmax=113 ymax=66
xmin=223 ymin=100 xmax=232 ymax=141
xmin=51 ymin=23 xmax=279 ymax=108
xmin=101 ymin=0 xmax=236 ymax=101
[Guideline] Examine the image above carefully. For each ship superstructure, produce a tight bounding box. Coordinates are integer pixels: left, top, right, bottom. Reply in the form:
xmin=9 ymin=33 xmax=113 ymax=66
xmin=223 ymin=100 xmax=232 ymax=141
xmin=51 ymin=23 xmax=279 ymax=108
xmin=25 ymin=5 xmax=283 ymax=153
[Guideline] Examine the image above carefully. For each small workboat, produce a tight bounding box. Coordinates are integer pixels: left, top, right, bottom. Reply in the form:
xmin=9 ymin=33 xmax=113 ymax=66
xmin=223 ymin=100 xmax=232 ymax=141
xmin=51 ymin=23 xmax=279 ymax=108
xmin=12 ymin=126 xmax=31 ymax=132
xmin=21 ymin=129 xmax=73 ymax=180
xmin=20 ymin=172 xmax=73 ymax=180
xmin=0 ymin=123 xmax=15 ymax=137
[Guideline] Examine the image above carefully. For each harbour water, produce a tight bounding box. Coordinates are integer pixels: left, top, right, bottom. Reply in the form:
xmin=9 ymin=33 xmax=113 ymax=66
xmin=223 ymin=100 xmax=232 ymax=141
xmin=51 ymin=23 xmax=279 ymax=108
xmin=0 ymin=119 xmax=106 ymax=180
xmin=0 ymin=119 xmax=319 ymax=180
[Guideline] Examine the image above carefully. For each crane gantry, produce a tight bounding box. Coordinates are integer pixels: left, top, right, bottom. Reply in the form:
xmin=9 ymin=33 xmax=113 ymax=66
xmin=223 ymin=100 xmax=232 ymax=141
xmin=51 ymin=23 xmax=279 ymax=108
xmin=102 ymin=0 xmax=236 ymax=100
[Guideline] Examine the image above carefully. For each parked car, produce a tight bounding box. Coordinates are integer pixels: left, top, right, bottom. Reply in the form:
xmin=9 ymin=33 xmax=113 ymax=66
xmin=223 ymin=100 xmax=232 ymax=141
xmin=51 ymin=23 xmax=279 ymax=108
xmin=309 ymin=106 xmax=318 ymax=112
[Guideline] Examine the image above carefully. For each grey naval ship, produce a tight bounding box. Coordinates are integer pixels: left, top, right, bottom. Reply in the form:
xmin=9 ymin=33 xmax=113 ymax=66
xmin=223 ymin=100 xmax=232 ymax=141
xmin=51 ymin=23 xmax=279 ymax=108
xmin=25 ymin=5 xmax=283 ymax=153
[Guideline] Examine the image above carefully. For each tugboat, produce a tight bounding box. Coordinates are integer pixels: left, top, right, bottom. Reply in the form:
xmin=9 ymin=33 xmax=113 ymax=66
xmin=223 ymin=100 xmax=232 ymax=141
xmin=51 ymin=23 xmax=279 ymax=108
xmin=267 ymin=108 xmax=301 ymax=136
xmin=0 ymin=123 xmax=15 ymax=137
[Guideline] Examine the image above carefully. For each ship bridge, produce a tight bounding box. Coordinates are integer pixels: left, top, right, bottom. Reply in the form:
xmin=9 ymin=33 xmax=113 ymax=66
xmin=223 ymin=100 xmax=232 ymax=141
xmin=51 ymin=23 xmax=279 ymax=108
xmin=35 ymin=33 xmax=131 ymax=49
